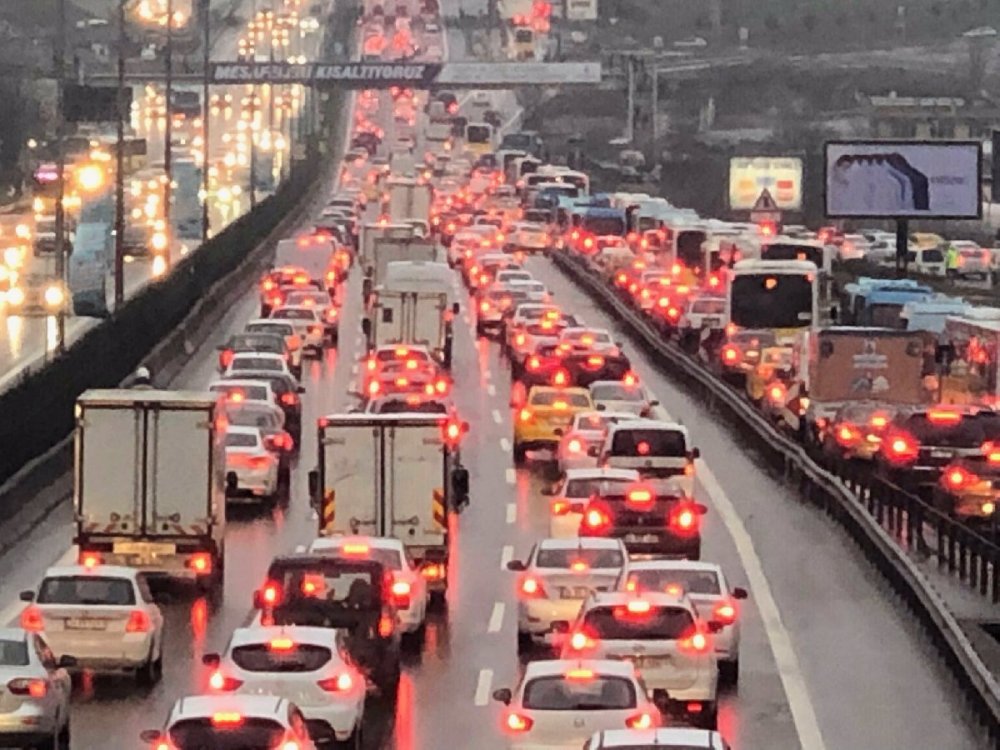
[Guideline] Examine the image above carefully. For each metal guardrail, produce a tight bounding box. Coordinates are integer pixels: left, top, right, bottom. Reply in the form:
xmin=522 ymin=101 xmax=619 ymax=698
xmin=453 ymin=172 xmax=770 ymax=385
xmin=551 ymin=250 xmax=1000 ymax=742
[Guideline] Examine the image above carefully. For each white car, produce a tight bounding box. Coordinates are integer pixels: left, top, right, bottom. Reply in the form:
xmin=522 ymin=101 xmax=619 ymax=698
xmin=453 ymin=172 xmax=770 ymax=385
xmin=0 ymin=627 xmax=72 ymax=749
xmin=585 ymin=728 xmax=731 ymax=749
xmin=561 ymin=592 xmax=719 ymax=728
xmin=507 ymin=279 xmax=550 ymax=303
xmin=492 ymin=659 xmax=661 ymax=749
xmin=508 ymin=221 xmax=551 ymax=252
xmin=588 ymin=380 xmax=658 ymax=418
xmin=618 ymin=559 xmax=748 ymax=686
xmin=270 ymin=305 xmax=326 ymax=355
xmin=224 ymin=352 xmax=294 ymax=381
xmin=493 ymin=268 xmax=534 ymax=289
xmin=838 ymin=233 xmax=871 ymax=262
xmin=599 ymin=421 xmax=698 ymax=495
xmin=284 ymin=289 xmax=340 ymax=338
xmin=307 ymin=536 xmax=429 ymax=639
xmin=19 ymin=565 xmax=164 ymax=683
xmin=141 ymin=694 xmax=318 ymax=750
xmin=559 ymin=327 xmax=620 ymax=355
xmin=209 ymin=378 xmax=278 ymax=410
xmin=952 ymin=240 xmax=992 ymax=280
xmin=508 ymin=538 xmax=627 ymax=652
xmin=556 ymin=413 xmax=642 ymax=474
xmin=203 ymin=626 xmax=365 ymax=746
xmin=245 ymin=318 xmax=304 ymax=369
xmin=545 ymin=467 xmax=640 ymax=538
xmin=224 ymin=426 xmax=280 ymax=503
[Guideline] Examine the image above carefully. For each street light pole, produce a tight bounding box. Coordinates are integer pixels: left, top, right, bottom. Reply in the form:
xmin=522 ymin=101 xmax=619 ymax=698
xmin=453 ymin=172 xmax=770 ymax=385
xmin=54 ymin=0 xmax=67 ymax=353
xmin=115 ymin=0 xmax=127 ymax=307
xmin=163 ymin=0 xmax=174 ymax=255
xmin=201 ymin=0 xmax=211 ymax=243
xmin=249 ymin=0 xmax=257 ymax=209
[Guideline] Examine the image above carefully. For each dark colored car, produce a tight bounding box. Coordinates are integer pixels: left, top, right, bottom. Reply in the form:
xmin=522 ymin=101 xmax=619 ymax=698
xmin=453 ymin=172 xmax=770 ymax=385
xmin=254 ymin=554 xmax=402 ymax=696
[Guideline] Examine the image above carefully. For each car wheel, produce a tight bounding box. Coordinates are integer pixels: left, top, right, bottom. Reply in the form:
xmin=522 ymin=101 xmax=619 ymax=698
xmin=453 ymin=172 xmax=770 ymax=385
xmin=58 ymin=719 xmax=71 ymax=750
xmin=719 ymin=657 xmax=739 ymax=687
xmin=513 ymin=443 xmax=527 ymax=465
xmin=402 ymin=621 xmax=427 ymax=652
xmin=516 ymin=630 xmax=533 ymax=654
xmin=137 ymin=649 xmax=158 ymax=686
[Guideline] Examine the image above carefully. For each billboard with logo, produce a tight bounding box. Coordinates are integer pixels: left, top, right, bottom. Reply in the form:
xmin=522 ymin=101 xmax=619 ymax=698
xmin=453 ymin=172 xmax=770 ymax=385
xmin=729 ymin=157 xmax=803 ymax=211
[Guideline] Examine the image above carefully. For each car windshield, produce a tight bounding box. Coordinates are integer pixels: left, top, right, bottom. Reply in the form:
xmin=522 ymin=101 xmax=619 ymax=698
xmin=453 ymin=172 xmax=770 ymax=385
xmin=227 ymin=409 xmax=281 ymax=430
xmin=231 ymin=335 xmax=283 ymax=353
xmin=610 ymin=429 xmax=686 ymax=457
xmin=272 ymin=309 xmax=315 ymax=321
xmin=212 ymin=384 xmax=269 ymax=402
xmin=247 ymin=323 xmax=293 ymax=337
xmin=535 ymin=547 xmax=624 ymax=569
xmin=564 ymin=477 xmax=634 ymax=499
xmin=530 ymin=391 xmax=591 ymax=408
xmin=0 ymin=639 xmax=28 ymax=666
xmin=522 ymin=675 xmax=636 ymax=711
xmin=627 ymin=568 xmax=722 ymax=596
xmin=230 ymin=643 xmax=332 ymax=673
xmin=591 ymin=384 xmax=644 ymax=402
xmin=582 ymin=605 xmax=694 ymax=640
xmin=225 ymin=432 xmax=260 ymax=448
xmin=168 ymin=719 xmax=286 ymax=750
xmin=231 ymin=357 xmax=282 ymax=372
xmin=37 ymin=576 xmax=135 ymax=606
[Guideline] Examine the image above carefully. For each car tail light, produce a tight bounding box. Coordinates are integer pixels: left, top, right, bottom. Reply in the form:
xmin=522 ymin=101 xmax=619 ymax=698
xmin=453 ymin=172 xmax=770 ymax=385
xmin=504 ymin=712 xmax=534 ymax=733
xmin=835 ymin=423 xmax=860 ymax=447
xmin=420 ymin=562 xmax=446 ymax=580
xmin=884 ymin=431 xmax=919 ymax=465
xmin=767 ymin=382 xmax=787 ymax=404
xmin=7 ymin=678 xmax=47 ymax=698
xmin=567 ymin=438 xmax=583 ymax=454
xmin=625 ymin=711 xmax=655 ymax=729
xmin=378 ymin=613 xmax=395 ymax=638
xmin=567 ymin=630 xmax=596 ymax=653
xmin=713 ymin=600 xmax=738 ymax=625
xmin=326 ymin=308 xmax=339 ymax=322
xmin=942 ymin=465 xmax=980 ymax=490
xmin=259 ymin=580 xmax=282 ymax=607
xmin=280 ymin=392 xmax=299 ymax=406
xmin=927 ymin=408 xmax=962 ymax=426
xmin=625 ymin=599 xmax=652 ymax=615
xmin=721 ymin=344 xmax=741 ymax=365
xmin=678 ymin=627 xmax=712 ymax=654
xmin=126 ymin=609 xmax=151 ymax=633
xmin=518 ymin=576 xmax=546 ymax=599
xmin=480 ymin=300 xmax=490 ymax=313
xmin=368 ymin=380 xmax=382 ymax=396
xmin=435 ymin=378 xmax=449 ymax=394
xmin=551 ymin=369 xmax=569 ymax=386
xmin=186 ymin=553 xmax=213 ymax=575
xmin=80 ymin=551 xmax=103 ymax=569
xmin=551 ymin=500 xmax=570 ymax=516
xmin=219 ymin=349 xmax=234 ymax=368
xmin=869 ymin=412 xmax=889 ymax=430
xmin=518 ymin=408 xmax=533 ymax=423
xmin=582 ymin=504 xmax=611 ymax=535
xmin=211 ymin=712 xmax=244 ymax=726
xmin=526 ymin=356 xmax=541 ymax=371
xmin=669 ymin=504 xmax=700 ymax=534
xmin=391 ymin=580 xmax=412 ymax=609
xmin=318 ymin=672 xmax=355 ymax=692
xmin=19 ymin=606 xmax=43 ymax=633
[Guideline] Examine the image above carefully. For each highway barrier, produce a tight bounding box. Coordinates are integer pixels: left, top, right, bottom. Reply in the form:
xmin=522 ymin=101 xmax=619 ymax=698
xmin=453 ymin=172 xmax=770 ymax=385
xmin=552 ymin=250 xmax=1000 ymax=744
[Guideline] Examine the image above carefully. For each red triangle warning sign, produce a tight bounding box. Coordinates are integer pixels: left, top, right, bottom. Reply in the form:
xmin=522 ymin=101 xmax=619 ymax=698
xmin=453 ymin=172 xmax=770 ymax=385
xmin=752 ymin=188 xmax=779 ymax=212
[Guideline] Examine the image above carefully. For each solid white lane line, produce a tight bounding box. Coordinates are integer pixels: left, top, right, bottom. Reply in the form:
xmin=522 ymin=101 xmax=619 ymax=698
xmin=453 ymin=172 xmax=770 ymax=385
xmin=487 ymin=383 xmax=497 ymax=397
xmin=506 ymin=503 xmax=516 ymax=524
xmin=488 ymin=602 xmax=505 ymax=633
xmin=500 ymin=437 xmax=511 ymax=452
xmin=500 ymin=545 xmax=513 ymax=570
xmin=697 ymin=460 xmax=828 ymax=750
xmin=474 ymin=668 xmax=494 ymax=706
xmin=492 ymin=409 xmax=503 ymax=424
xmin=505 ymin=468 xmax=516 ymax=484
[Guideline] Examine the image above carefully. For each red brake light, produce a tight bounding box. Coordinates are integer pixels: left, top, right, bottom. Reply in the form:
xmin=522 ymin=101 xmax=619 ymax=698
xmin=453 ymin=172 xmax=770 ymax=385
xmin=7 ymin=678 xmax=47 ymax=698
xmin=670 ymin=504 xmax=700 ymax=533
xmin=626 ymin=599 xmax=652 ymax=614
xmin=209 ymin=670 xmax=244 ymax=691
xmin=927 ymin=408 xmax=962 ymax=426
xmin=567 ymin=438 xmax=583 ymax=454
xmin=260 ymin=581 xmax=282 ymax=606
xmin=713 ymin=600 xmax=737 ymax=625
xmin=126 ymin=609 xmax=150 ymax=633
xmin=721 ymin=345 xmax=741 ymax=364
xmin=186 ymin=553 xmax=213 ymax=574
xmin=280 ymin=392 xmax=298 ymax=406
xmin=318 ymin=672 xmax=355 ymax=692
xmin=268 ymin=637 xmax=295 ymax=652
xmin=220 ymin=349 xmax=235 ymax=368
xmin=582 ymin=505 xmax=611 ymax=534
xmin=518 ymin=408 xmax=533 ymax=423
xmin=505 ymin=712 xmax=534 ymax=733
xmin=943 ymin=465 xmax=979 ymax=490
xmin=519 ymin=576 xmax=546 ymax=599
xmin=568 ymin=630 xmax=596 ymax=652
xmin=884 ymin=432 xmax=920 ymax=465
xmin=81 ymin=551 xmax=102 ymax=569
xmin=378 ymin=613 xmax=394 ymax=637
xmin=835 ymin=423 xmax=860 ymax=447
xmin=767 ymin=382 xmax=787 ymax=404
xmin=19 ymin=606 xmax=42 ymax=633
xmin=625 ymin=711 xmax=655 ymax=729
xmin=391 ymin=580 xmax=412 ymax=609
xmin=551 ymin=500 xmax=570 ymax=515
xmin=627 ymin=487 xmax=653 ymax=506
xmin=551 ymin=369 xmax=569 ymax=386
xmin=679 ymin=628 xmax=712 ymax=654
xmin=526 ymin=356 xmax=541 ymax=371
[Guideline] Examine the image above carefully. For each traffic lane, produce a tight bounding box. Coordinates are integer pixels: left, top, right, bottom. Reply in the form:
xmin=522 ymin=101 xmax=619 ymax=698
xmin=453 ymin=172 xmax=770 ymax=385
xmin=528 ymin=256 xmax=981 ymax=749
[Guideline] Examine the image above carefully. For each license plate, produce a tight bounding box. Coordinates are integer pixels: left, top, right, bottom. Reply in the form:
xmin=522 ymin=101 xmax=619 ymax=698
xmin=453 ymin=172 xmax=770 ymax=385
xmin=66 ymin=618 xmax=107 ymax=631
xmin=561 ymin=587 xmax=591 ymax=599
xmin=624 ymin=533 xmax=660 ymax=543
xmin=113 ymin=542 xmax=177 ymax=556
xmin=703 ymin=317 xmax=720 ymax=327
xmin=929 ymin=450 xmax=953 ymax=459
xmin=635 ymin=656 xmax=670 ymax=668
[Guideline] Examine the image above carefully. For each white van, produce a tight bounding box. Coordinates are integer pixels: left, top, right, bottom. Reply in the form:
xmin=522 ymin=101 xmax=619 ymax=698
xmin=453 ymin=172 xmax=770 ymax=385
xmin=597 ymin=420 xmax=698 ymax=495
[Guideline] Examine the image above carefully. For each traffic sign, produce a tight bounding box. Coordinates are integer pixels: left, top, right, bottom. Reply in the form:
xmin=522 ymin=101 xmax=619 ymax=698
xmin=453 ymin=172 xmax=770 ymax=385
xmin=750 ymin=187 xmax=782 ymax=225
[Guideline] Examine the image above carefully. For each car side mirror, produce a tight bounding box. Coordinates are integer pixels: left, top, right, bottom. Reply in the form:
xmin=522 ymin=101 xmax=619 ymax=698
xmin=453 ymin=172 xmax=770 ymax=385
xmin=587 ymin=446 xmax=600 ymax=458
xmin=57 ymin=655 xmax=77 ymax=669
xmin=688 ymin=447 xmax=701 ymax=459
xmin=451 ymin=467 xmax=470 ymax=506
xmin=492 ymin=687 xmax=512 ymax=705
xmin=139 ymin=730 xmax=164 ymax=743
xmin=708 ymin=621 xmax=724 ymax=634
xmin=506 ymin=560 xmax=527 ymax=572
xmin=202 ymin=653 xmax=221 ymax=668
xmin=19 ymin=590 xmax=34 ymax=602
xmin=297 ymin=385 xmax=306 ymax=393
xmin=307 ymin=469 xmax=319 ymax=501
xmin=732 ymin=586 xmax=748 ymax=600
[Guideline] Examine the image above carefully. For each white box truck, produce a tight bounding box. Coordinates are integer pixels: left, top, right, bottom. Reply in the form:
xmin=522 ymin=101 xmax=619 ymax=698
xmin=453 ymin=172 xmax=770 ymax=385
xmin=371 ymin=235 xmax=439 ymax=288
xmin=74 ymin=390 xmax=227 ymax=593
xmin=308 ymin=414 xmax=470 ymax=597
xmin=274 ymin=235 xmax=336 ymax=290
xmin=387 ymin=177 xmax=432 ymax=224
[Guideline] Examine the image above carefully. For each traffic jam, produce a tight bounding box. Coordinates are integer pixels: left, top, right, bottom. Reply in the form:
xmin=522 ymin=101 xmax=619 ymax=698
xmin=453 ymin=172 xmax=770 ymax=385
xmin=0 ymin=0 xmax=991 ymax=748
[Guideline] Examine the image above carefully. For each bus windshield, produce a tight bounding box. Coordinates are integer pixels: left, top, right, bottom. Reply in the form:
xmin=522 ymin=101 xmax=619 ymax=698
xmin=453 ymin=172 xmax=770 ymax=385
xmin=762 ymin=243 xmax=824 ymax=269
xmin=730 ymin=273 xmax=814 ymax=329
xmin=675 ymin=230 xmax=706 ymax=268
xmin=581 ymin=214 xmax=626 ymax=237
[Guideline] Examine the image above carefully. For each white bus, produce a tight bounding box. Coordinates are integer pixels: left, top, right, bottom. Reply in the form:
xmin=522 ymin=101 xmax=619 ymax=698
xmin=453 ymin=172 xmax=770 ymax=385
xmin=726 ymin=259 xmax=819 ymax=337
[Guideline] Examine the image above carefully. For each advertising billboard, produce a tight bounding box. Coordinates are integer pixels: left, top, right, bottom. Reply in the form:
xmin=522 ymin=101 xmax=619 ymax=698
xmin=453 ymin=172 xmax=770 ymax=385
xmin=729 ymin=157 xmax=803 ymax=211
xmin=824 ymin=140 xmax=982 ymax=219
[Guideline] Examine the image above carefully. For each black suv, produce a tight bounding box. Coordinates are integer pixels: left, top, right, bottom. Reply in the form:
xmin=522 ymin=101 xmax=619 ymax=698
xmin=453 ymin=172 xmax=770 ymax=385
xmin=579 ymin=486 xmax=706 ymax=559
xmin=254 ymin=554 xmax=402 ymax=697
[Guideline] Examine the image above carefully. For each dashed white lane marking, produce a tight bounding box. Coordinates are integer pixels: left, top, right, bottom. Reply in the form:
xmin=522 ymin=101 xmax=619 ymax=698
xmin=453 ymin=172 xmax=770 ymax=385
xmin=350 ymin=363 xmax=358 ymax=375
xmin=487 ymin=383 xmax=497 ymax=397
xmin=474 ymin=668 xmax=494 ymax=706
xmin=505 ymin=468 xmax=516 ymax=484
xmin=698 ymin=460 xmax=827 ymax=750
xmin=500 ymin=545 xmax=513 ymax=570
xmin=488 ymin=602 xmax=505 ymax=633
xmin=491 ymin=409 xmax=502 ymax=424
xmin=500 ymin=437 xmax=511 ymax=452
xmin=506 ymin=503 xmax=516 ymax=524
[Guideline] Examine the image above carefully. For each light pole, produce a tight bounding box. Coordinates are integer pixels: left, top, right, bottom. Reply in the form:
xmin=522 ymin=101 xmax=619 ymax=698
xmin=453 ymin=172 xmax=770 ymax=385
xmin=201 ymin=0 xmax=211 ymax=243
xmin=54 ymin=0 xmax=67 ymax=352
xmin=115 ymin=0 xmax=127 ymax=307
xmin=163 ymin=0 xmax=174 ymax=256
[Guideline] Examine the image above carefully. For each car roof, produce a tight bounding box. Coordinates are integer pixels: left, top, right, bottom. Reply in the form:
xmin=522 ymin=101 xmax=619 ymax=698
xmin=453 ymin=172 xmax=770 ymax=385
xmin=589 ymin=591 xmax=690 ymax=609
xmin=171 ymin=694 xmax=290 ymax=722
xmin=247 ymin=319 xmax=294 ymax=329
xmin=528 ymin=386 xmax=591 ymax=397
xmin=606 ymin=419 xmax=687 ymax=435
xmin=595 ymin=728 xmax=726 ymax=747
xmin=625 ymin=559 xmax=723 ymax=575
xmin=0 ymin=627 xmax=27 ymax=641
xmin=564 ymin=467 xmax=640 ymax=481
xmin=522 ymin=658 xmax=637 ymax=680
xmin=309 ymin=536 xmax=404 ymax=553
xmin=272 ymin=306 xmax=318 ymax=314
xmin=588 ymin=380 xmax=642 ymax=390
xmin=536 ymin=537 xmax=623 ymax=551
xmin=232 ymin=352 xmax=285 ymax=361
xmin=211 ymin=378 xmax=276 ymax=391
xmin=226 ymin=425 xmax=262 ymax=438
xmin=228 ymin=625 xmax=342 ymax=650
xmin=574 ymin=411 xmax=640 ymax=425
xmin=44 ymin=565 xmax=139 ymax=580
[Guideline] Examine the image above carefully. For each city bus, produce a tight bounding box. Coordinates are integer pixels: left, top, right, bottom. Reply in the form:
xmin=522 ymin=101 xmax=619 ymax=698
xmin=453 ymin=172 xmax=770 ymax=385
xmin=726 ymin=259 xmax=819 ymax=340
xmin=464 ymin=122 xmax=494 ymax=155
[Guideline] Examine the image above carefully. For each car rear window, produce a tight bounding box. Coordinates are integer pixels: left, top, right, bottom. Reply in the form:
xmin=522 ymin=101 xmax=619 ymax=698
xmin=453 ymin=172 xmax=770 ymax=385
xmin=226 ymin=432 xmax=260 ymax=448
xmin=286 ymin=293 xmax=329 ymax=306
xmin=376 ymin=349 xmax=431 ymax=363
xmin=212 ymin=384 xmax=269 ymax=402
xmin=272 ymin=309 xmax=315 ymax=321
xmin=582 ymin=605 xmax=694 ymax=640
xmin=535 ymin=547 xmax=624 ymax=569
xmin=591 ymin=384 xmax=643 ymax=402
xmin=232 ymin=335 xmax=283 ymax=353
xmin=0 ymin=639 xmax=28 ymax=666
xmin=692 ymin=299 xmax=725 ymax=315
xmin=230 ymin=643 xmax=332 ymax=673
xmin=531 ymin=391 xmax=591 ymax=408
xmin=227 ymin=409 xmax=281 ymax=430
xmin=627 ymin=568 xmax=721 ymax=596
xmin=609 ymin=429 xmax=687 ymax=457
xmin=271 ymin=563 xmax=382 ymax=609
xmin=374 ymin=400 xmax=448 ymax=414
xmin=902 ymin=412 xmax=1000 ymax=446
xmin=246 ymin=323 xmax=293 ymax=337
xmin=522 ymin=675 xmax=636 ymax=711
xmin=37 ymin=577 xmax=136 ymax=606
xmin=231 ymin=357 xmax=283 ymax=372
xmin=564 ymin=478 xmax=633 ymax=499
xmin=168 ymin=719 xmax=286 ymax=750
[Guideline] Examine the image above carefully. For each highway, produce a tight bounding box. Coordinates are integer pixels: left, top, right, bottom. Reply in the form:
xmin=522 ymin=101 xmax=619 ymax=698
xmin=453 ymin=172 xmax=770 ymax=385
xmin=0 ymin=0 xmax=321 ymax=390
xmin=0 ymin=67 xmax=988 ymax=750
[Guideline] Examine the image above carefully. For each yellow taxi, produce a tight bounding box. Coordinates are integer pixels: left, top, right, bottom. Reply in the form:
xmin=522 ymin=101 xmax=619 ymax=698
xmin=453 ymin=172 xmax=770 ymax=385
xmin=513 ymin=386 xmax=594 ymax=465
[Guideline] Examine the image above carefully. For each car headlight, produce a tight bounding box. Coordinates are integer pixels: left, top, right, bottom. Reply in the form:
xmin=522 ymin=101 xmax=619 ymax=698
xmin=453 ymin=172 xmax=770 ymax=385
xmin=151 ymin=232 xmax=168 ymax=251
xmin=7 ymin=287 xmax=25 ymax=306
xmin=44 ymin=285 xmax=64 ymax=308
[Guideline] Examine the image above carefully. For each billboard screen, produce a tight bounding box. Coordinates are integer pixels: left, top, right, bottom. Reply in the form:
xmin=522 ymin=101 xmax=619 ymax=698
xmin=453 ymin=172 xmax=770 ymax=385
xmin=729 ymin=156 xmax=803 ymax=210
xmin=824 ymin=140 xmax=982 ymax=219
